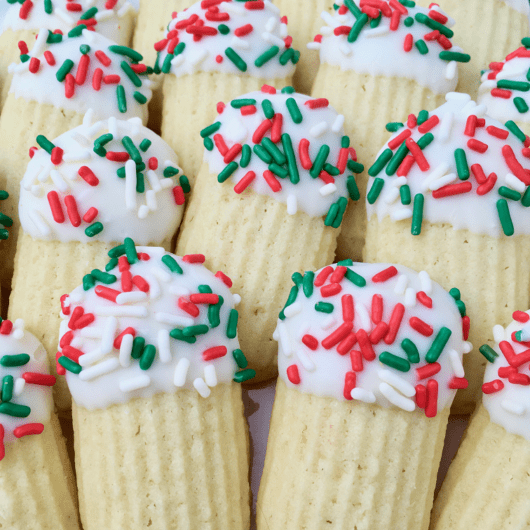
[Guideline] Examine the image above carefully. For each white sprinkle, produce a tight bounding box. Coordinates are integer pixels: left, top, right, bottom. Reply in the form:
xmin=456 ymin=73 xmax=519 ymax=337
xmin=393 ymin=275 xmax=408 ymax=296
xmin=29 ymin=211 xmax=51 ymax=237
xmin=265 ymin=16 xmax=277 ymax=32
xmin=384 ymin=187 xmax=400 ymax=204
xmin=31 ymin=186 xmax=44 ymax=198
xmin=37 ymin=162 xmax=52 ymax=183
xmin=379 ymin=382 xmax=416 ymax=411
xmin=421 ymin=163 xmax=450 ymax=191
xmin=307 ymin=42 xmax=321 ymax=51
xmin=80 ymin=326 xmax=103 ymax=339
xmin=125 ymin=160 xmax=137 ymax=211
xmin=169 ymin=284 xmax=191 ymax=297
xmin=159 ymin=177 xmax=175 ymax=189
xmin=194 ymin=378 xmax=211 ymax=398
xmin=284 ymin=302 xmax=302 ymax=318
xmin=14 ymin=378 xmax=25 ymax=397
xmin=79 ymin=358 xmax=120 ymax=381
xmin=78 ymin=348 xmax=105 ymax=367
xmin=63 ymin=150 xmax=91 ymax=163
xmin=390 ymin=208 xmax=412 ymax=221
xmin=262 ymin=31 xmax=285 ymax=47
xmin=321 ymin=315 xmax=336 ymax=330
xmin=108 ymin=117 xmax=118 ymax=138
xmin=95 ymin=306 xmax=148 ymax=317
xmin=404 ymin=287 xmax=416 ymax=307
xmin=321 ymin=10 xmax=338 ymax=27
xmin=157 ymin=329 xmax=171 ymax=364
xmin=351 ymin=388 xmax=376 ymax=403
xmin=296 ymin=349 xmax=316 ymax=372
xmin=277 ymin=322 xmax=292 ymax=357
xmin=493 ymin=324 xmax=505 ymax=344
xmin=150 ymin=266 xmax=172 ymax=283
xmin=233 ymin=294 xmax=241 ymax=305
xmin=438 ymin=112 xmax=454 ymax=144
xmin=119 ymin=374 xmax=151 ymax=393
xmin=319 ymin=183 xmax=337 ymax=197
xmin=71 ymin=132 xmax=91 ymax=147
xmin=462 ymin=341 xmax=473 ymax=354
xmin=146 ymin=190 xmax=157 ymax=211
xmin=100 ymin=316 xmax=118 ymax=355
xmin=419 ymin=271 xmax=432 ymax=294
xmin=331 ymin=114 xmax=345 ymax=133
xmin=144 ymin=273 xmax=160 ymax=300
xmin=448 ymin=349 xmax=465 ymax=378
xmin=357 ymin=302 xmax=373 ymax=331
xmin=519 ymin=325 xmax=530 ymax=342
xmin=365 ymin=25 xmax=389 ymax=37
xmin=31 ymin=29 xmax=48 ymax=58
xmin=189 ymin=48 xmax=208 ymax=66
xmin=138 ymin=205 xmax=149 ymax=219
xmin=392 ymin=176 xmax=407 ymax=188
xmin=55 ymin=7 xmax=74 ymax=24
xmin=13 ymin=329 xmax=24 ymax=340
xmin=146 ymin=170 xmax=162 ymax=192
xmin=71 ymin=336 xmax=84 ymax=349
xmin=10 ymin=60 xmax=29 ymax=74
xmin=445 ymin=61 xmax=457 ymax=81
xmin=231 ymin=36 xmax=251 ymax=50
xmin=204 ymin=365 xmax=217 ymax=387
xmin=501 ymin=400 xmax=526 ymax=416
xmin=478 ymin=79 xmax=496 ymax=94
xmin=50 ymin=170 xmax=70 ymax=192
xmin=287 ymin=194 xmax=297 ymax=215
xmin=506 ymin=173 xmax=527 ymax=193
xmin=118 ymin=2 xmax=135 ymax=17
xmin=272 ymin=329 xmax=279 ymax=341
xmin=223 ymin=2 xmax=244 ymax=14
xmin=171 ymin=55 xmax=185 ymax=68
xmin=85 ymin=119 xmax=104 ymax=138
xmin=119 ymin=333 xmax=134 ymax=368
xmin=339 ymin=42 xmax=352 ymax=56
xmin=174 ymin=358 xmax=190 ymax=387
xmin=429 ymin=172 xmax=457 ymax=191
xmin=310 ymin=121 xmax=329 ymax=138
xmin=279 ymin=21 xmax=288 ymax=38
xmin=116 ymin=291 xmax=148 ymax=305
xmin=155 ymin=312 xmax=194 ymax=327
xmin=378 ymin=370 xmax=416 ymax=397
xmin=96 ymin=8 xmax=114 ymax=21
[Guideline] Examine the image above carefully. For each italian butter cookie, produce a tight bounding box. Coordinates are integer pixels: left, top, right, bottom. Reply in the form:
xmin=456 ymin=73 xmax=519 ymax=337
xmin=9 ymin=114 xmax=187 ymax=411
xmin=156 ymin=0 xmax=299 ymax=180
xmin=478 ymin=39 xmax=530 ymax=137
xmin=364 ymin=93 xmax=530 ymax=413
xmin=176 ymin=86 xmax=363 ymax=381
xmin=0 ymin=29 xmax=153 ymax=280
xmin=0 ymin=320 xmax=79 ymax=530
xmin=0 ymin=0 xmax=138 ymax=109
xmin=432 ymin=310 xmax=530 ymax=529
xmin=257 ymin=262 xmax=470 ymax=530
xmin=59 ymin=244 xmax=253 ymax=530
xmin=416 ymin=0 xmax=530 ymax=99
xmin=310 ymin=0 xmax=468 ymax=261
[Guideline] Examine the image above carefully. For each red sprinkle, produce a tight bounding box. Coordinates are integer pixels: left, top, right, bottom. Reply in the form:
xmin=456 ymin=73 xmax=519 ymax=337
xmin=121 ymin=270 xmax=133 ymax=292
xmin=342 ymin=295 xmax=354 ymax=322
xmin=482 ymin=379 xmax=504 ymax=394
xmin=173 ymin=186 xmax=185 ymax=206
xmin=29 ymin=57 xmax=40 ymax=74
xmin=476 ymin=173 xmax=497 ymax=196
xmin=113 ymin=327 xmax=136 ymax=349
xmin=235 ymin=23 xmax=253 ymax=37
xmin=409 ymin=317 xmax=433 ymax=337
xmin=59 ymin=331 xmax=73 ymax=349
xmin=502 ymin=145 xmax=530 ymax=185
xmin=343 ymin=372 xmax=356 ymax=400
xmin=403 ymin=33 xmax=413 ymax=52
xmin=203 ymin=346 xmax=228 ymax=361
xmin=261 ymin=84 xmax=276 ymax=94
xmin=448 ymin=377 xmax=468 ymax=389
xmin=509 ymin=372 xmax=530 ymax=385
xmin=287 ymin=364 xmax=300 ymax=384
xmin=178 ymin=297 xmax=200 ymax=317
xmin=305 ymin=98 xmax=329 ymax=109
xmin=418 ymin=115 xmax=439 ymax=134
xmin=470 ymin=163 xmax=487 ymax=184
xmin=330 ymin=266 xmax=347 ymax=284
xmin=425 ymin=379 xmax=438 ymax=418
xmin=64 ymin=195 xmax=81 ymax=227
xmin=397 ymin=154 xmax=415 ymax=177
xmin=322 ymin=322 xmax=354 ymax=350
xmin=271 ymin=113 xmax=283 ymax=143
xmin=350 ymin=350 xmax=363 ymax=372
xmin=22 ymin=373 xmax=56 ymax=386
xmin=106 ymin=151 xmax=129 ymax=162
xmin=415 ymin=384 xmax=427 ymax=408
xmin=369 ymin=322 xmax=389 ymax=344
xmin=416 ymin=291 xmax=432 ymax=308
xmin=60 ymin=294 xmax=70 ymax=316
xmin=432 ymin=181 xmax=472 ymax=199
xmin=252 ymin=119 xmax=272 ymax=144
xmin=224 ymin=143 xmax=242 ymax=164
xmin=214 ymin=134 xmax=228 ymax=156
xmin=263 ymin=170 xmax=282 ymax=192
xmin=416 ymin=362 xmax=441 ymax=380
xmin=0 ymin=321 xmax=12 ymax=335
xmin=13 ymin=423 xmax=44 ymax=438
xmin=491 ymin=88 xmax=512 ymax=99
xmin=513 ymin=311 xmax=530 ymax=323
xmin=314 ymin=266 xmax=333 ymax=287
xmin=388 ymin=129 xmax=412 ymax=150
xmin=467 ymin=138 xmax=488 ymax=153
xmin=64 ymin=73 xmax=75 ymax=99
xmin=299 ymin=139 xmax=312 ymax=170
xmin=321 ymin=283 xmax=342 ymax=298
xmin=189 ymin=293 xmax=219 ymax=305
xmin=384 ymin=303 xmax=405 ymax=344
xmin=215 ymin=271 xmax=232 ymax=288
xmin=75 ymin=53 xmax=90 ymax=85
xmin=83 ymin=207 xmax=98 ymax=223
xmin=182 ymin=254 xmax=205 ymax=264
xmin=302 ymin=334 xmax=318 ymax=350
xmin=92 ymin=68 xmax=103 ymax=91
xmin=18 ymin=40 xmax=28 ymax=54
xmin=371 ymin=294 xmax=383 ymax=323
xmin=62 ymin=345 xmax=84 ymax=362
xmin=372 ymin=266 xmax=398 ymax=283
xmin=19 ymin=0 xmax=33 ymax=20
xmin=357 ymin=329 xmax=376 ymax=361
xmin=132 ymin=276 xmax=150 ymax=292
xmin=95 ymin=285 xmax=120 ymax=302
xmin=47 ymin=191 xmax=65 ymax=223
xmin=95 ymin=50 xmax=111 ymax=67
xmin=498 ymin=366 xmax=517 ymax=379
xmin=337 ymin=332 xmax=357 ymax=355
xmin=405 ymin=138 xmax=430 ymax=171
xmin=486 ymin=125 xmax=509 ymax=140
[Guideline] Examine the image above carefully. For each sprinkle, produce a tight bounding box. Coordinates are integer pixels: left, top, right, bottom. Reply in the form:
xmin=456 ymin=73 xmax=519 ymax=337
xmin=286 ymin=364 xmax=300 ymax=384
xmin=482 ymin=379 xmax=504 ymax=394
xmin=372 ymin=266 xmax=398 ymax=283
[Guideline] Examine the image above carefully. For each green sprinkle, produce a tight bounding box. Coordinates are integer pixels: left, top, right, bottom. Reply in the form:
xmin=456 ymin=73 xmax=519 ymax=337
xmin=169 ymin=329 xmax=196 ymax=344
xmin=139 ymin=139 xmax=152 ymax=152
xmin=94 ymin=133 xmax=113 ymax=152
xmin=0 ymin=191 xmax=8 ymax=200
xmin=108 ymin=45 xmax=143 ymax=63
xmin=198 ymin=285 xmax=212 ymax=294
xmin=44 ymin=0 xmax=52 ymax=14
xmin=370 ymin=11 xmax=382 ymax=28
xmin=0 ymin=354 xmax=30 ymax=367
xmin=80 ymin=44 xmax=91 ymax=54
xmin=505 ymin=120 xmax=526 ymax=142
xmin=233 ymin=369 xmax=256 ymax=383
xmin=204 ymin=137 xmax=214 ymax=151
xmin=279 ymin=286 xmax=299 ymax=320
xmin=117 ymin=85 xmax=127 ymax=113
xmin=344 ymin=0 xmax=362 ymax=17
xmin=439 ymin=51 xmax=471 ymax=63
xmin=254 ymin=144 xmax=273 ymax=164
xmin=347 ymin=175 xmax=360 ymax=201
xmin=0 ymin=213 xmax=13 ymax=228
xmin=58 ymin=356 xmax=82 ymax=375
xmin=417 ymin=110 xmax=429 ymax=126
xmin=348 ymin=13 xmax=368 ymax=43
xmin=453 ymin=148 xmax=470 ymax=180
xmin=417 ymin=132 xmax=434 ymax=149
xmin=368 ymin=148 xmax=393 ymax=176
xmin=286 ymin=97 xmax=303 ymax=124
xmin=303 ymin=272 xmax=314 ymax=298
xmin=456 ymin=300 xmax=466 ymax=317
xmin=108 ymin=244 xmax=125 ymax=258
xmin=179 ymin=175 xmax=191 ymax=193
xmin=401 ymin=339 xmax=420 ymax=364
xmin=425 ymin=327 xmax=452 ymax=363
xmin=281 ymin=86 xmax=295 ymax=94
xmin=292 ymin=272 xmax=303 ymax=287
xmin=400 ymin=184 xmax=411 ymax=205
xmin=255 ymin=45 xmax=279 ymax=67
xmin=341 ymin=136 xmax=350 ymax=148
xmin=497 ymin=199 xmax=514 ymax=235
xmin=414 ymin=12 xmax=453 ymax=37
xmin=122 ymin=237 xmax=137 ymax=265
xmin=240 ymin=144 xmax=251 ymax=168
xmin=449 ymin=288 xmax=461 ymax=300
xmin=386 ymin=122 xmax=404 ymax=132
xmin=225 ymin=47 xmax=247 ymax=72
xmin=218 ymin=24 xmax=230 ymax=34
xmin=367 ymin=178 xmax=384 ymax=204
xmin=231 ymin=98 xmax=257 ymax=109
xmin=521 ymin=186 xmax=530 ymax=207
xmin=262 ymin=99 xmax=274 ymax=119
xmin=479 ymin=344 xmax=498 ymax=363
xmin=0 ymin=402 xmax=30 ymax=417
xmin=411 ymin=193 xmax=424 ymax=235
xmin=338 ymin=259 xmax=354 ymax=266
xmin=227 ymin=309 xmax=238 ymax=339
xmin=522 ymin=37 xmax=530 ymax=48
xmin=85 ymin=222 xmax=103 ymax=237
xmin=0 ymin=229 xmax=8 ymax=240
xmin=379 ymin=351 xmax=410 ymax=372
xmin=136 ymin=173 xmax=145 ymax=193
xmin=105 ymin=258 xmax=118 ymax=272
xmin=315 ymin=302 xmax=334 ymax=313
xmin=121 ymin=60 xmax=142 ymax=87
xmin=332 ymin=197 xmax=348 ymax=229
xmin=36 ymin=135 xmax=55 ymax=155
xmin=497 ymin=80 xmax=530 ymax=91
xmin=404 ymin=16 xmax=414 ymax=27
xmin=173 ymin=42 xmax=186 ymax=57
xmin=91 ymin=269 xmax=117 ymax=284
xmin=2 ymin=375 xmax=13 ymax=402
xmin=324 ymin=163 xmax=340 ymax=176
xmin=499 ymin=186 xmax=522 ymax=201
xmin=46 ymin=31 xmax=62 ymax=44
xmin=268 ymin=163 xmax=289 ymax=178
xmin=131 ymin=337 xmax=145 ymax=359
xmin=282 ymin=133 xmax=299 ymax=184
xmin=262 ymin=137 xmax=286 ymax=165
xmin=232 ymin=349 xmax=248 ymax=369
xmin=83 ymin=274 xmax=95 ymax=291
xmin=218 ymin=161 xmax=239 ymax=183
xmin=208 ymin=295 xmax=223 ymax=328
xmin=324 ymin=204 xmax=339 ymax=227
xmin=279 ymin=48 xmax=295 ymax=66
xmin=68 ymin=25 xmax=86 ymax=38
xmin=80 ymin=6 xmax=97 ymax=20
xmin=139 ymin=345 xmax=156 ymax=370
xmin=347 ymin=160 xmax=364 ymax=173
xmin=122 ymin=136 xmax=142 ymax=164
xmin=161 ymin=254 xmax=182 ymax=274
xmin=344 ymin=268 xmax=366 ymax=287
xmin=200 ymin=122 xmax=221 ymax=138
xmin=386 ymin=142 xmax=409 ymax=176
xmin=310 ymin=144 xmax=330 ymax=178
xmin=514 ymin=97 xmax=529 ymax=114
xmin=163 ymin=166 xmax=179 ymax=178
xmin=415 ymin=39 xmax=429 ymax=55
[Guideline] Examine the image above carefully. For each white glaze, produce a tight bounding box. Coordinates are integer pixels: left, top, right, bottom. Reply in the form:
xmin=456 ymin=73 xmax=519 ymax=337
xmin=205 ymin=88 xmax=355 ymax=218
xmin=157 ymin=0 xmax=296 ymax=79
xmin=19 ymin=114 xmax=184 ymax=244
xmin=502 ymin=0 xmax=530 ymax=15
xmin=9 ymin=29 xmax=151 ymax=123
xmin=1 ymin=0 xmax=137 ymax=46
xmin=61 ymin=247 xmax=243 ymax=410
xmin=276 ymin=262 xmax=468 ymax=413
xmin=483 ymin=310 xmax=530 ymax=442
xmin=0 ymin=321 xmax=54 ymax=445
xmin=314 ymin=0 xmax=463 ymax=95
xmin=366 ymin=93 xmax=530 ymax=237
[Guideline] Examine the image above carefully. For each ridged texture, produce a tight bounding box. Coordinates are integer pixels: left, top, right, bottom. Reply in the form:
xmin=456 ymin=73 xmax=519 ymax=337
xmin=161 ymin=72 xmax=291 ymax=182
xmin=0 ymin=94 xmax=83 ymax=281
xmin=8 ymin=233 xmax=174 ymax=412
xmin=271 ymin=0 xmax=335 ymax=94
xmin=0 ymin=415 xmax=79 ymax=529
xmin=416 ymin=0 xmax=529 ymax=98
xmin=176 ymin=162 xmax=338 ymax=382
xmin=312 ymin=65 xmax=446 ymax=262
xmin=257 ymin=379 xmax=449 ymax=530
xmin=364 ymin=216 xmax=530 ymax=413
xmin=73 ymin=384 xmax=250 ymax=530
xmin=431 ymin=405 xmax=530 ymax=529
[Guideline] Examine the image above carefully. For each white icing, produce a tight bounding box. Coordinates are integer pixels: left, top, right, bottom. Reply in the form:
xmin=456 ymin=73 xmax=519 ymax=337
xmin=19 ymin=115 xmax=184 ymax=244
xmin=502 ymin=0 xmax=530 ymax=15
xmin=9 ymin=30 xmax=151 ymax=123
xmin=1 ymin=0 xmax=137 ymax=46
xmin=61 ymin=247 xmax=244 ymax=410
xmin=205 ymin=88 xmax=356 ymax=219
xmin=0 ymin=322 xmax=54 ymax=445
xmin=366 ymin=93 xmax=530 ymax=237
xmin=157 ymin=0 xmax=296 ymax=79
xmin=479 ymin=54 xmax=530 ymax=126
xmin=316 ymin=0 xmax=463 ymax=95
xmin=276 ymin=262 xmax=468 ymax=413
xmin=483 ymin=310 xmax=530 ymax=442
